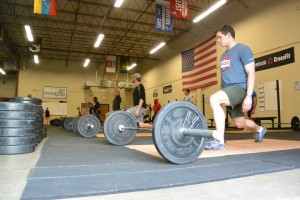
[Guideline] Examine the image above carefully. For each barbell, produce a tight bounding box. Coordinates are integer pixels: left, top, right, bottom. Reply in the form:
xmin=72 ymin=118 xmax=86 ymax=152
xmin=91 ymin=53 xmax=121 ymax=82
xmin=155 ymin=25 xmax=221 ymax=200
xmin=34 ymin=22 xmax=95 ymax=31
xmin=62 ymin=115 xmax=101 ymax=137
xmin=104 ymin=101 xmax=213 ymax=164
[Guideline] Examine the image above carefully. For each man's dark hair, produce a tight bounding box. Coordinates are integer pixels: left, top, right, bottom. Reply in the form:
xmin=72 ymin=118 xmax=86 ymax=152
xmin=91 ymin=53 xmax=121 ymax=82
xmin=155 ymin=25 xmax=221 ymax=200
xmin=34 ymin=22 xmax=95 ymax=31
xmin=136 ymin=77 xmax=141 ymax=82
xmin=185 ymin=88 xmax=190 ymax=93
xmin=215 ymin=25 xmax=235 ymax=38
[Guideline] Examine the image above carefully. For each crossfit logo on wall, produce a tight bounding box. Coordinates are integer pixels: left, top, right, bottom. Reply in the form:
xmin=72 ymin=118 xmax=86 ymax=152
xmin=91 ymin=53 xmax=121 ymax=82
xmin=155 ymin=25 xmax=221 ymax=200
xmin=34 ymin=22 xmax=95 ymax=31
xmin=255 ymin=47 xmax=295 ymax=72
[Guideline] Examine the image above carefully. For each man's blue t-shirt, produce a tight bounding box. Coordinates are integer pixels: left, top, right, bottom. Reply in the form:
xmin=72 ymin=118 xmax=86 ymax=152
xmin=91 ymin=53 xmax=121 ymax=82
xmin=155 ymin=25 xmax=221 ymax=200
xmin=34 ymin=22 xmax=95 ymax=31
xmin=220 ymin=43 xmax=254 ymax=89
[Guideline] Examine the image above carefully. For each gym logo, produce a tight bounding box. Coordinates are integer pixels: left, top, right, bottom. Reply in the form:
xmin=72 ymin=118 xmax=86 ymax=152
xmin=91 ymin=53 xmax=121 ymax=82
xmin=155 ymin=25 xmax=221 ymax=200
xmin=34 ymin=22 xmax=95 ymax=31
xmin=220 ymin=56 xmax=231 ymax=73
xmin=255 ymin=47 xmax=294 ymax=72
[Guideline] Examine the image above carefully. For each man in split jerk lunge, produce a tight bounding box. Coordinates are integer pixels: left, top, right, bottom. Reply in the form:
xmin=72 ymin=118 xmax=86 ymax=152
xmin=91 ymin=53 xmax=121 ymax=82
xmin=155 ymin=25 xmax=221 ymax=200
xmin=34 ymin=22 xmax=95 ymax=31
xmin=206 ymin=25 xmax=266 ymax=150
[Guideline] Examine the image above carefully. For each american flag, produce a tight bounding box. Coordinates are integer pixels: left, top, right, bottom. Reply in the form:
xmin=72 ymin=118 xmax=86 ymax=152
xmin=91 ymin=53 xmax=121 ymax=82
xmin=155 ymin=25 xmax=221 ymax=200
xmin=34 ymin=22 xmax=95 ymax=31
xmin=182 ymin=35 xmax=217 ymax=90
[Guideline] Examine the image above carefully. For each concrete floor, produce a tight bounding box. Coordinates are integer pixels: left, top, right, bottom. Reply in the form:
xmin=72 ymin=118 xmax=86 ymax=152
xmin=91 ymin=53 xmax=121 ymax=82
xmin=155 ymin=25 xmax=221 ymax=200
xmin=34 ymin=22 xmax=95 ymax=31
xmin=1 ymin=131 xmax=300 ymax=200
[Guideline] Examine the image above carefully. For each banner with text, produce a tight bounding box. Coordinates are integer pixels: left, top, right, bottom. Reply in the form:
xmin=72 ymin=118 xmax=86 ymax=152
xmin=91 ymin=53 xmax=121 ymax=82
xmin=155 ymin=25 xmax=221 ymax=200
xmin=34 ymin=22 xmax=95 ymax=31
xmin=255 ymin=47 xmax=295 ymax=72
xmin=170 ymin=0 xmax=189 ymax=20
xmin=43 ymin=86 xmax=67 ymax=99
xmin=155 ymin=2 xmax=173 ymax=32
xmin=106 ymin=56 xmax=116 ymax=73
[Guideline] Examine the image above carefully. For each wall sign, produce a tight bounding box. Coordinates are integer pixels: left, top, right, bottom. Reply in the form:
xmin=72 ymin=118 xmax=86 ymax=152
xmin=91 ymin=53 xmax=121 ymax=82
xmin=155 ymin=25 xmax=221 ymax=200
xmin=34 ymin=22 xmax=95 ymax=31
xmin=163 ymin=85 xmax=172 ymax=94
xmin=153 ymin=89 xmax=158 ymax=97
xmin=255 ymin=47 xmax=295 ymax=72
xmin=43 ymin=86 xmax=67 ymax=99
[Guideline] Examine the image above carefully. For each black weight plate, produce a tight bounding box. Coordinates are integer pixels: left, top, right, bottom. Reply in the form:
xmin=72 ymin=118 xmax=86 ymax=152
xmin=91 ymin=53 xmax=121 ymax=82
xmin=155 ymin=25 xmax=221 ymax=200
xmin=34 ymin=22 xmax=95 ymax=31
xmin=0 ymin=111 xmax=36 ymax=119
xmin=291 ymin=116 xmax=300 ymax=131
xmin=10 ymin=97 xmax=42 ymax=105
xmin=0 ymin=128 xmax=36 ymax=137
xmin=72 ymin=117 xmax=81 ymax=134
xmin=0 ymin=119 xmax=36 ymax=128
xmin=0 ymin=102 xmax=36 ymax=112
xmin=50 ymin=118 xmax=61 ymax=127
xmin=60 ymin=117 xmax=67 ymax=128
xmin=0 ymin=144 xmax=35 ymax=155
xmin=153 ymin=101 xmax=208 ymax=164
xmin=0 ymin=135 xmax=37 ymax=146
xmin=77 ymin=115 xmax=101 ymax=137
xmin=64 ymin=117 xmax=74 ymax=132
xmin=104 ymin=111 xmax=137 ymax=145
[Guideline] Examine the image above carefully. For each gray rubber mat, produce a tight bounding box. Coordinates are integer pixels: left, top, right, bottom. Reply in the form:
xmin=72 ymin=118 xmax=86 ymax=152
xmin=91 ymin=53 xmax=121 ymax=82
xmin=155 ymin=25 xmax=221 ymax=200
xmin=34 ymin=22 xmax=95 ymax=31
xmin=21 ymin=128 xmax=300 ymax=200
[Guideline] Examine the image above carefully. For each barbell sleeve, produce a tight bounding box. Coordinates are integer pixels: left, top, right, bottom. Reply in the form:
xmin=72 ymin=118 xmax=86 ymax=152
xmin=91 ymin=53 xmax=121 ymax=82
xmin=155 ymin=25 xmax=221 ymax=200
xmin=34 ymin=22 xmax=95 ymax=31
xmin=180 ymin=128 xmax=214 ymax=138
xmin=119 ymin=125 xmax=152 ymax=132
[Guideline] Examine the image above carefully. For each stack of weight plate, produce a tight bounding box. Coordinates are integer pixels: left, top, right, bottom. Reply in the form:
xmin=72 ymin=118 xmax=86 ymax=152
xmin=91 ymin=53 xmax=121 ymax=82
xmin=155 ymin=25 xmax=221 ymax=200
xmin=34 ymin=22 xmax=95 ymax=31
xmin=0 ymin=102 xmax=37 ymax=154
xmin=10 ymin=97 xmax=46 ymax=142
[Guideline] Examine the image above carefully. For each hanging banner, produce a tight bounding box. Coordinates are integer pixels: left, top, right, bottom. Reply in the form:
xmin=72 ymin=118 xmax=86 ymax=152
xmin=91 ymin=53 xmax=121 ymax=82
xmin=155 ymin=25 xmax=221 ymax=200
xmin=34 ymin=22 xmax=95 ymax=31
xmin=34 ymin=0 xmax=57 ymax=16
xmin=155 ymin=2 xmax=173 ymax=32
xmin=105 ymin=56 xmax=116 ymax=73
xmin=170 ymin=0 xmax=189 ymax=20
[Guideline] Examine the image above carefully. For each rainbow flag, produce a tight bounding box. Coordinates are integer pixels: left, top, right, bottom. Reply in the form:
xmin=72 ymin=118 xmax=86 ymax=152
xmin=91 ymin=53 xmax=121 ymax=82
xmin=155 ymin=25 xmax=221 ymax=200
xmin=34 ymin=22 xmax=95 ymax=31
xmin=34 ymin=0 xmax=57 ymax=16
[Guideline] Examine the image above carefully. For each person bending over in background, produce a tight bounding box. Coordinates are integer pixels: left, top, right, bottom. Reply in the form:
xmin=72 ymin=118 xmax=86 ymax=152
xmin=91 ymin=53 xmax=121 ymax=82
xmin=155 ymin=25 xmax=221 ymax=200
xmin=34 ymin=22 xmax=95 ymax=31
xmin=143 ymin=104 xmax=151 ymax=123
xmin=152 ymin=98 xmax=162 ymax=122
xmin=206 ymin=25 xmax=266 ymax=150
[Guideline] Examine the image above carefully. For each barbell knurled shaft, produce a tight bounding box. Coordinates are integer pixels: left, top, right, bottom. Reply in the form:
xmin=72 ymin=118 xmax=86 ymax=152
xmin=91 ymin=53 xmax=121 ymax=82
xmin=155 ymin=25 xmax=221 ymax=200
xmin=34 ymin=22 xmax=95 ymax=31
xmin=180 ymin=128 xmax=213 ymax=138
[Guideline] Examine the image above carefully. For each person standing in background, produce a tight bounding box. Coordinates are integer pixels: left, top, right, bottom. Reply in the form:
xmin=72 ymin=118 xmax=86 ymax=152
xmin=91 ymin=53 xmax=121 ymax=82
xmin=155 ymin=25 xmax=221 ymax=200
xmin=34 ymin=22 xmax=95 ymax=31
xmin=77 ymin=107 xmax=82 ymax=116
xmin=45 ymin=108 xmax=50 ymax=125
xmin=81 ymin=104 xmax=87 ymax=116
xmin=112 ymin=81 xmax=122 ymax=111
xmin=105 ymin=81 xmax=122 ymax=118
xmin=93 ymin=97 xmax=101 ymax=120
xmin=183 ymin=88 xmax=193 ymax=103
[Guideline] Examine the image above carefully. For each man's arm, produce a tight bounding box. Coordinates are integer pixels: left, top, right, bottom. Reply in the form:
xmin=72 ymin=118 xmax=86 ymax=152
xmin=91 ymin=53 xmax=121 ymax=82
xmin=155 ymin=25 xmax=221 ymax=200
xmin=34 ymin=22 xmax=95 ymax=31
xmin=252 ymin=96 xmax=258 ymax=114
xmin=243 ymin=62 xmax=255 ymax=112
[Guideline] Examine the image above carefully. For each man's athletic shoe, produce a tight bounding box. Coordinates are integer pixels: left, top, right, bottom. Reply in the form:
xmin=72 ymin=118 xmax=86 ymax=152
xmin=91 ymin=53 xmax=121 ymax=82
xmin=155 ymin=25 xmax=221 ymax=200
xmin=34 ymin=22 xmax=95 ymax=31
xmin=205 ymin=138 xmax=226 ymax=150
xmin=255 ymin=127 xmax=266 ymax=143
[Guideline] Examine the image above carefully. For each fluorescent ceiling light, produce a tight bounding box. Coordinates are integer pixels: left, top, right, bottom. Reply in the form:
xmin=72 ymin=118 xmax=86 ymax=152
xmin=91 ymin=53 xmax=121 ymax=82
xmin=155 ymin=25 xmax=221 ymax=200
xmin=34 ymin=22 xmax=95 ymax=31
xmin=149 ymin=42 xmax=166 ymax=54
xmin=127 ymin=63 xmax=137 ymax=70
xmin=193 ymin=0 xmax=227 ymax=23
xmin=94 ymin=34 xmax=104 ymax=48
xmin=0 ymin=68 xmax=6 ymax=75
xmin=34 ymin=55 xmax=39 ymax=64
xmin=114 ymin=0 xmax=124 ymax=8
xmin=83 ymin=58 xmax=90 ymax=67
xmin=24 ymin=25 xmax=34 ymax=42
